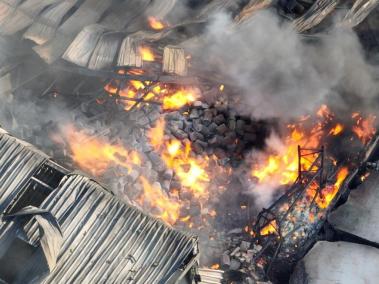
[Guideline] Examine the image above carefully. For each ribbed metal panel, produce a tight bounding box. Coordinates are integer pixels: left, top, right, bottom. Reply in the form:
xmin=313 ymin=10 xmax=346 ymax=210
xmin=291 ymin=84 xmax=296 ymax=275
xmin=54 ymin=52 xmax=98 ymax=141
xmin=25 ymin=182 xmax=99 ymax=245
xmin=0 ymin=128 xmax=198 ymax=283
xmin=0 ymin=129 xmax=47 ymax=213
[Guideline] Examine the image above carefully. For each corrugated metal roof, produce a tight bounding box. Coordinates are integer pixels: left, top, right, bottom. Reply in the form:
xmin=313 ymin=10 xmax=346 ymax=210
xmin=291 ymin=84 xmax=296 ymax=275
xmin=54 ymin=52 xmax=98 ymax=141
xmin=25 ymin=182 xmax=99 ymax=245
xmin=0 ymin=128 xmax=199 ymax=283
xmin=0 ymin=128 xmax=47 ymax=213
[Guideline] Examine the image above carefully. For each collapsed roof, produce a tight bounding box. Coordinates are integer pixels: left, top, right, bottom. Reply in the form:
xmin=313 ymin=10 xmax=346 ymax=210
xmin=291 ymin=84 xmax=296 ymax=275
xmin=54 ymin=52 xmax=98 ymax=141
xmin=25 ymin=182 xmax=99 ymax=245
xmin=0 ymin=0 xmax=377 ymax=74
xmin=0 ymin=127 xmax=210 ymax=283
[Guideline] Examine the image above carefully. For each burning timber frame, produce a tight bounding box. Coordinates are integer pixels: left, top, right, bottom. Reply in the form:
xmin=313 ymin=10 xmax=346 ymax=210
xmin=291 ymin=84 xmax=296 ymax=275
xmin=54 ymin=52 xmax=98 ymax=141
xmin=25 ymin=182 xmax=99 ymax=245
xmin=0 ymin=127 xmax=223 ymax=284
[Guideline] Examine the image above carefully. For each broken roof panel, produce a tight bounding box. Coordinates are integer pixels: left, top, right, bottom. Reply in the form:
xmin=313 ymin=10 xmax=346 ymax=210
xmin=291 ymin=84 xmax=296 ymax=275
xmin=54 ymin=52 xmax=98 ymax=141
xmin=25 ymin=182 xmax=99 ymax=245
xmin=0 ymin=0 xmax=376 ymax=72
xmin=0 ymin=128 xmax=199 ymax=283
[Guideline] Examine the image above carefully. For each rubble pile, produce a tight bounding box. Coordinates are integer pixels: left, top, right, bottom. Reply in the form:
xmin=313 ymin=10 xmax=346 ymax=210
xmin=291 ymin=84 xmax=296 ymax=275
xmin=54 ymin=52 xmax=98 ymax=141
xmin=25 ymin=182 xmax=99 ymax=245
xmin=165 ymin=101 xmax=270 ymax=165
xmin=219 ymin=230 xmax=276 ymax=284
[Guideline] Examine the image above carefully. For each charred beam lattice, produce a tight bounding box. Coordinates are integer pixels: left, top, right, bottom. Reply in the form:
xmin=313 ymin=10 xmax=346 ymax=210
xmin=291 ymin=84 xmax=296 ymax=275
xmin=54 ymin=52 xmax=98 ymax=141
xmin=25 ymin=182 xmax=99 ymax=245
xmin=253 ymin=146 xmax=326 ymax=279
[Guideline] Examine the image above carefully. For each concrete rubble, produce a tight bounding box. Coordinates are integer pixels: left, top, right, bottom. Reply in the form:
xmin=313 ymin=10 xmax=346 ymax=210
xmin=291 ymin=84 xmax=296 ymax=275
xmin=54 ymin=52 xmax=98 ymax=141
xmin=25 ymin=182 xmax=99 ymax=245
xmin=290 ymin=171 xmax=379 ymax=283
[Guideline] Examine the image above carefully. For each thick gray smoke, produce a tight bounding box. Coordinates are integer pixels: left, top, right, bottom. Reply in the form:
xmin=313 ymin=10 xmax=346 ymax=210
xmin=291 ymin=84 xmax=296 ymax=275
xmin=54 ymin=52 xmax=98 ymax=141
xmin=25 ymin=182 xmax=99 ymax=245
xmin=192 ymin=10 xmax=378 ymax=119
xmin=186 ymin=10 xmax=379 ymax=210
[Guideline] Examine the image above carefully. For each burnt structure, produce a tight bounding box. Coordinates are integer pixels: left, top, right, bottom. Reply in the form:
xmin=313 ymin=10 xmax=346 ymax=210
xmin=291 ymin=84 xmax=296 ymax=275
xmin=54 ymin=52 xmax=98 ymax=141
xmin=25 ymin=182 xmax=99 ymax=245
xmin=221 ymin=134 xmax=379 ymax=283
xmin=0 ymin=127 xmax=224 ymax=284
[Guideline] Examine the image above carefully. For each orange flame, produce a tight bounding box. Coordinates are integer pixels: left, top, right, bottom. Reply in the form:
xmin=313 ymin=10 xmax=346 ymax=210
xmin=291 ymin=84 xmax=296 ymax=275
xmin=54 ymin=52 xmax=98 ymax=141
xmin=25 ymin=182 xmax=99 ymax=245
xmin=307 ymin=167 xmax=349 ymax=209
xmin=148 ymin=119 xmax=212 ymax=199
xmin=139 ymin=176 xmax=180 ymax=225
xmin=260 ymin=220 xmax=278 ymax=236
xmin=63 ymin=125 xmax=141 ymax=176
xmin=139 ymin=46 xmax=155 ymax=62
xmin=251 ymin=105 xmax=342 ymax=186
xmin=352 ymin=113 xmax=376 ymax=145
xmin=329 ymin=123 xmax=344 ymax=136
xmin=252 ymin=125 xmax=322 ymax=185
xmin=162 ymin=88 xmax=200 ymax=110
xmin=148 ymin=17 xmax=166 ymax=30
xmin=210 ymin=264 xmax=220 ymax=270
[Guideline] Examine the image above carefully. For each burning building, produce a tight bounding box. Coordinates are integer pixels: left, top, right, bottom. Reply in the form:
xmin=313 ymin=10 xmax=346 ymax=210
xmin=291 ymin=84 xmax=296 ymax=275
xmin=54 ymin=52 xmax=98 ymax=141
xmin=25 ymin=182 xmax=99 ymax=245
xmin=0 ymin=127 xmax=217 ymax=283
xmin=0 ymin=0 xmax=379 ymax=283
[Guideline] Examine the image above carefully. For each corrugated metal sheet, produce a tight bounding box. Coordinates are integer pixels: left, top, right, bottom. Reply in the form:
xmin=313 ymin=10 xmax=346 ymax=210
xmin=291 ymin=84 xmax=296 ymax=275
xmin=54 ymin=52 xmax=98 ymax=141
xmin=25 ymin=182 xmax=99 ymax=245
xmin=0 ymin=128 xmax=199 ymax=283
xmin=0 ymin=128 xmax=47 ymax=213
xmin=197 ymin=268 xmax=223 ymax=284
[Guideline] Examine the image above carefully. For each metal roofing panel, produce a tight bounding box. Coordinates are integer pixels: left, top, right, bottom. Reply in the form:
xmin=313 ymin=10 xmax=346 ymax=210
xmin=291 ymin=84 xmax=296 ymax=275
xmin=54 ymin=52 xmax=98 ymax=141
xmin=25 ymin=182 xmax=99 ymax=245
xmin=0 ymin=128 xmax=198 ymax=283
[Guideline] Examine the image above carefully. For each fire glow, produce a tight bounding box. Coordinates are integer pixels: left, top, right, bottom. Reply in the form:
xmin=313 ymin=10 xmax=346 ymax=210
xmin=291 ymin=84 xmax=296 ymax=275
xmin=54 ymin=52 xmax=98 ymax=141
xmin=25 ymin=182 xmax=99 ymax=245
xmin=148 ymin=17 xmax=166 ymax=30
xmin=352 ymin=112 xmax=376 ymax=145
xmin=104 ymin=71 xmax=200 ymax=112
xmin=148 ymin=118 xmax=211 ymax=199
xmin=251 ymin=105 xmax=352 ymax=188
xmin=63 ymin=125 xmax=141 ymax=176
xmin=306 ymin=167 xmax=349 ymax=209
xmin=139 ymin=46 xmax=155 ymax=62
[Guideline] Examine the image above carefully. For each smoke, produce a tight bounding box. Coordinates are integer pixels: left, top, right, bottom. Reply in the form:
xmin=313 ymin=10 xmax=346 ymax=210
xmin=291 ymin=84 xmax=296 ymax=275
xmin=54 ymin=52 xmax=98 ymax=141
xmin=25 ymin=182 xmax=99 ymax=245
xmin=186 ymin=10 xmax=379 ymax=210
xmin=191 ymin=10 xmax=379 ymax=119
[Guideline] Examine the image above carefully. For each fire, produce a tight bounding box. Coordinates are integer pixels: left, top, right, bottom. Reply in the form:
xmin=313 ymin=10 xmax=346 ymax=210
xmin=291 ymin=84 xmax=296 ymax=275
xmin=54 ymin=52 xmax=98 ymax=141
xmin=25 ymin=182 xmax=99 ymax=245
xmin=162 ymin=88 xmax=200 ymax=110
xmin=148 ymin=117 xmax=166 ymax=149
xmin=139 ymin=46 xmax=155 ymax=62
xmin=104 ymin=69 xmax=201 ymax=112
xmin=210 ymin=264 xmax=220 ymax=270
xmin=148 ymin=116 xmax=224 ymax=199
xmin=317 ymin=104 xmax=333 ymax=119
xmin=352 ymin=113 xmax=376 ymax=145
xmin=252 ymin=105 xmax=348 ymax=187
xmin=148 ymin=17 xmax=166 ymax=30
xmin=329 ymin=123 xmax=344 ymax=136
xmin=139 ymin=176 xmax=180 ymax=225
xmin=307 ymin=167 xmax=349 ymax=209
xmin=260 ymin=220 xmax=278 ymax=236
xmin=63 ymin=125 xmax=141 ymax=176
xmin=161 ymin=139 xmax=210 ymax=197
xmin=252 ymin=123 xmax=322 ymax=185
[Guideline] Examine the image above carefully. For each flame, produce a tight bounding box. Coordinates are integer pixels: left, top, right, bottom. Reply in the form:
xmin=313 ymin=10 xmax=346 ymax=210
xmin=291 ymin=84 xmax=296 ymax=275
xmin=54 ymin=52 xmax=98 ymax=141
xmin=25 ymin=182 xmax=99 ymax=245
xmin=148 ymin=117 xmax=166 ymax=149
xmin=162 ymin=88 xmax=200 ymax=110
xmin=63 ymin=125 xmax=141 ymax=176
xmin=139 ymin=46 xmax=155 ymax=62
xmin=252 ymin=125 xmax=322 ymax=185
xmin=164 ymin=139 xmax=210 ymax=197
xmin=307 ymin=167 xmax=349 ymax=209
xmin=317 ymin=104 xmax=333 ymax=120
xmin=139 ymin=176 xmax=180 ymax=225
xmin=148 ymin=17 xmax=166 ymax=30
xmin=329 ymin=123 xmax=344 ymax=136
xmin=352 ymin=113 xmax=376 ymax=145
xmin=148 ymin=119 xmax=213 ymax=199
xmin=104 ymin=69 xmax=201 ymax=112
xmin=210 ymin=264 xmax=220 ymax=270
xmin=251 ymin=105 xmax=344 ymax=186
xmin=260 ymin=220 xmax=278 ymax=236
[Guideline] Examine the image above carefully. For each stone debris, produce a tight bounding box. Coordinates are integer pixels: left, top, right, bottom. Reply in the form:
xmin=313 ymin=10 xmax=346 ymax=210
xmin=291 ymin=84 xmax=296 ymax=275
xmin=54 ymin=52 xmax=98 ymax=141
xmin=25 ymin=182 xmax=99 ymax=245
xmin=165 ymin=103 xmax=270 ymax=165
